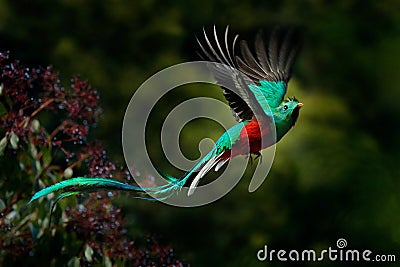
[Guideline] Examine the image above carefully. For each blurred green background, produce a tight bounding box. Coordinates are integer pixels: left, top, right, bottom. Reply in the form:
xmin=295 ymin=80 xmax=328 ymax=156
xmin=1 ymin=0 xmax=399 ymax=266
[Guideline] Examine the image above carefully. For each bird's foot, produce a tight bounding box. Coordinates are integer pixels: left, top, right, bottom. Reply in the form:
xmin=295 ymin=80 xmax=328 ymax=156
xmin=246 ymin=152 xmax=262 ymax=165
xmin=253 ymin=152 xmax=262 ymax=164
xmin=245 ymin=153 xmax=254 ymax=165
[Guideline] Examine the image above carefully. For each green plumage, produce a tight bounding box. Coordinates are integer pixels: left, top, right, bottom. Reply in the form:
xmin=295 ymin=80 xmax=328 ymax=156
xmin=29 ymin=177 xmax=145 ymax=203
xmin=249 ymin=80 xmax=286 ymax=109
xmin=28 ymin=26 xmax=303 ymax=207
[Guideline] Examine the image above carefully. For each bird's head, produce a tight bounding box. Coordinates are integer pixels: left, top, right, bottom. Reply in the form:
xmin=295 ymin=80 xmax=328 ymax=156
xmin=275 ymin=97 xmax=303 ymax=125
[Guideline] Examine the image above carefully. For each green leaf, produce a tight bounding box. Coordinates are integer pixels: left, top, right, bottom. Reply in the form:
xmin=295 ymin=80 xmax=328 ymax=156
xmin=10 ymin=131 xmax=19 ymax=149
xmin=67 ymin=257 xmax=80 ymax=267
xmin=31 ymin=119 xmax=40 ymax=133
xmin=29 ymin=223 xmax=39 ymax=239
xmin=41 ymin=146 xmax=52 ymax=166
xmin=30 ymin=143 xmax=38 ymax=159
xmin=84 ymin=244 xmax=94 ymax=262
xmin=0 ymin=198 xmax=6 ymax=210
xmin=104 ymin=256 xmax=112 ymax=267
xmin=0 ymin=135 xmax=7 ymax=156
xmin=0 ymin=101 xmax=6 ymax=116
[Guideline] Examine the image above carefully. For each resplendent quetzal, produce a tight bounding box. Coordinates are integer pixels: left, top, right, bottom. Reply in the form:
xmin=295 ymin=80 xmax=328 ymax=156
xmin=29 ymin=26 xmax=303 ymax=205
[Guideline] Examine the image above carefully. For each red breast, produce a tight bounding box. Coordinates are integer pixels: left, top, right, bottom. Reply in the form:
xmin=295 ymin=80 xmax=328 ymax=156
xmin=230 ymin=120 xmax=271 ymax=156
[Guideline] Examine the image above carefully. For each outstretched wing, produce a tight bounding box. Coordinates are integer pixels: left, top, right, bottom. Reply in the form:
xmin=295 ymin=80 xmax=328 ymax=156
xmin=197 ymin=26 xmax=267 ymax=122
xmin=236 ymin=27 xmax=302 ymax=108
xmin=198 ymin=26 xmax=302 ymax=118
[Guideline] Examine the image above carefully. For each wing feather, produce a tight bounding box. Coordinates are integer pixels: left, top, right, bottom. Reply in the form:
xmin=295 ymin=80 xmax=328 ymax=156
xmin=255 ymin=31 xmax=272 ymax=72
xmin=198 ymin=26 xmax=257 ymax=122
xmin=197 ymin=26 xmax=302 ymax=118
xmin=240 ymin=40 xmax=268 ymax=77
xmin=236 ymin=26 xmax=302 ymax=106
xmin=268 ymin=28 xmax=279 ymax=73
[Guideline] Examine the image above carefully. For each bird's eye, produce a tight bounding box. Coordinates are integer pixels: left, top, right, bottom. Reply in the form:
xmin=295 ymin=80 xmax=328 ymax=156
xmin=283 ymin=105 xmax=288 ymax=111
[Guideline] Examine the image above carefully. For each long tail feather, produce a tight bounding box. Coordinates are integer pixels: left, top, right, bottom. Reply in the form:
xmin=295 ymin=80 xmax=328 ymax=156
xmin=29 ymin=177 xmax=146 ymax=204
xmin=150 ymin=144 xmax=232 ymax=197
xmin=154 ymin=149 xmax=223 ymax=196
xmin=48 ymin=191 xmax=79 ymax=226
xmin=29 ymin=147 xmax=229 ymax=206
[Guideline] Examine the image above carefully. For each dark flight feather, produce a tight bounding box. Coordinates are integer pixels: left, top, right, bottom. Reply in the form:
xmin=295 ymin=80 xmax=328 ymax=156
xmin=237 ymin=27 xmax=303 ymax=86
xmin=197 ymin=26 xmax=256 ymax=122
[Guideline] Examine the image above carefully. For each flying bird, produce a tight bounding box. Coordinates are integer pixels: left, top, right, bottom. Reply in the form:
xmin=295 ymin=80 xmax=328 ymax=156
xmin=29 ymin=26 xmax=303 ymax=206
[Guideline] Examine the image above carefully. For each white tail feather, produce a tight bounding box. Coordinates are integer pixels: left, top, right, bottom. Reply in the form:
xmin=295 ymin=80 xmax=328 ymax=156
xmin=215 ymin=158 xmax=229 ymax=172
xmin=188 ymin=155 xmax=221 ymax=196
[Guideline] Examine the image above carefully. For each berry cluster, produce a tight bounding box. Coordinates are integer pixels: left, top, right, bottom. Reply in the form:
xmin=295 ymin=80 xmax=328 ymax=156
xmin=0 ymin=51 xmax=185 ymax=266
xmin=66 ymin=198 xmax=184 ymax=266
xmin=0 ymin=51 xmax=101 ymax=152
xmin=82 ymin=141 xmax=117 ymax=177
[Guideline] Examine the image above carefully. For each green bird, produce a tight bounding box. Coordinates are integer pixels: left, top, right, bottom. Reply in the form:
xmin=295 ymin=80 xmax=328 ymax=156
xmin=29 ymin=26 xmax=303 ymax=205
